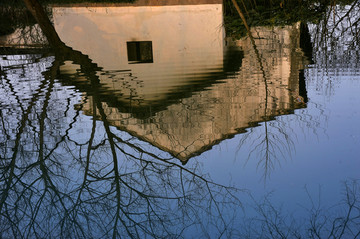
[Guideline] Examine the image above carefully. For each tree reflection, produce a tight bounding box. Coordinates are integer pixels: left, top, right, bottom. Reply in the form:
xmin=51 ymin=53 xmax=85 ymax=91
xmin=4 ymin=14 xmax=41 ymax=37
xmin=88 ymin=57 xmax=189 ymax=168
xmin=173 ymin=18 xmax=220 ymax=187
xmin=309 ymin=0 xmax=360 ymax=96
xmin=240 ymin=180 xmax=360 ymax=238
xmin=230 ymin=21 xmax=305 ymax=180
xmin=229 ymin=0 xmax=360 ymax=180
xmin=0 ymin=44 xmax=242 ymax=239
xmin=2 ymin=0 xmax=360 ymax=237
xmin=0 ymin=1 xmax=243 ymax=238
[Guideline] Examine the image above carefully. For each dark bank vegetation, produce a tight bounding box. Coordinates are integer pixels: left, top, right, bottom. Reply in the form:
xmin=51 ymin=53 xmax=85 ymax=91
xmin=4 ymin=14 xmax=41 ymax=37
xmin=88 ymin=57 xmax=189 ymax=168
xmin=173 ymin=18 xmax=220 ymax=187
xmin=0 ymin=0 xmax=134 ymax=37
xmin=0 ymin=1 xmax=36 ymax=36
xmin=1 ymin=0 xmax=358 ymax=39
xmin=224 ymin=0 xmax=358 ymax=38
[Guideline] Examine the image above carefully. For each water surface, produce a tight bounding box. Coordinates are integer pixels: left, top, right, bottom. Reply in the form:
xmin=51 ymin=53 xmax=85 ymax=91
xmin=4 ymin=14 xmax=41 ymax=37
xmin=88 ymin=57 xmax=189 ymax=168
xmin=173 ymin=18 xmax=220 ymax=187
xmin=0 ymin=1 xmax=359 ymax=238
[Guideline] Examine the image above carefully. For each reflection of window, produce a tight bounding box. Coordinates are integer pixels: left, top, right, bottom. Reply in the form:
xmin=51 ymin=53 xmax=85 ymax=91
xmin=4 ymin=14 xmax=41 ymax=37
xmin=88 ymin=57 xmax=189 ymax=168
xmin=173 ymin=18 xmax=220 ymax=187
xmin=127 ymin=41 xmax=153 ymax=64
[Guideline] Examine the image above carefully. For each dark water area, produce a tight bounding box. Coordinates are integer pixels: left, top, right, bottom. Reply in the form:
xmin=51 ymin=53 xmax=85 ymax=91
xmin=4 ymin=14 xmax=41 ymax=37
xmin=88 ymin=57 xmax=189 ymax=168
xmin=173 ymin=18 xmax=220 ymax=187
xmin=0 ymin=1 xmax=359 ymax=238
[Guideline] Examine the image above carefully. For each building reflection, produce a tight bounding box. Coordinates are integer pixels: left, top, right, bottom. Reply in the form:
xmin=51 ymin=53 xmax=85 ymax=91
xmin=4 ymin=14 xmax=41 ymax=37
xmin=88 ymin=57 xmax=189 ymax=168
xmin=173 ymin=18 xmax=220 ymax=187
xmin=51 ymin=1 xmax=310 ymax=163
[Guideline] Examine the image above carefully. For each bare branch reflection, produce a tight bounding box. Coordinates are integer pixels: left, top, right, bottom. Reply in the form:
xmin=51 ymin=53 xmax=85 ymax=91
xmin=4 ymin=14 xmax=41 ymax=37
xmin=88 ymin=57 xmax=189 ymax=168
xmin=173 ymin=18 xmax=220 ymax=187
xmin=0 ymin=53 xmax=244 ymax=238
xmin=240 ymin=180 xmax=360 ymax=239
xmin=309 ymin=1 xmax=360 ymax=96
xmin=0 ymin=3 xmax=243 ymax=236
xmin=229 ymin=23 xmax=310 ymax=180
xmin=1 ymin=0 xmax=359 ymax=237
xmin=230 ymin=0 xmax=359 ymax=179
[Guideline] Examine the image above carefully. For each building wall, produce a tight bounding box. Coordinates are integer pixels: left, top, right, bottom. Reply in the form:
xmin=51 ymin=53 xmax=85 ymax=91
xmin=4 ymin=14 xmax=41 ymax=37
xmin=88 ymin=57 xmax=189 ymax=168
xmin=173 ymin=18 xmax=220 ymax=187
xmin=53 ymin=4 xmax=225 ymax=104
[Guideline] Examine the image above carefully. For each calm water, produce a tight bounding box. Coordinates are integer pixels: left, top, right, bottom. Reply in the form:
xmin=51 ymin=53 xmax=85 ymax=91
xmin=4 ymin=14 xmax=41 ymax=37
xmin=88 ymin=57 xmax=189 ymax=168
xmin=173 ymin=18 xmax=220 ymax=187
xmin=0 ymin=2 xmax=359 ymax=238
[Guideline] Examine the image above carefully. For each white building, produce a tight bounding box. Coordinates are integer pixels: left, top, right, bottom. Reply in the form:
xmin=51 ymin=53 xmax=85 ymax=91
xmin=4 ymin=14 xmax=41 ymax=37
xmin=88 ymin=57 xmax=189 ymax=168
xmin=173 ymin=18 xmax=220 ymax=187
xmin=52 ymin=1 xmax=308 ymax=162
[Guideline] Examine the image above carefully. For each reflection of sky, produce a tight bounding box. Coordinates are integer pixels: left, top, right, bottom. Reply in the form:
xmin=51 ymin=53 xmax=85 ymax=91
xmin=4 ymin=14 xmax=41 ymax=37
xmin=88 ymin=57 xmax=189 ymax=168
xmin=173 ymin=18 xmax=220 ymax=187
xmin=1 ymin=2 xmax=360 ymax=237
xmin=1 ymin=51 xmax=359 ymax=239
xmin=1 ymin=58 xmax=358 ymax=237
xmin=197 ymin=55 xmax=360 ymax=222
xmin=3 ymin=58 xmax=358 ymax=233
xmin=195 ymin=5 xmax=360 ymax=222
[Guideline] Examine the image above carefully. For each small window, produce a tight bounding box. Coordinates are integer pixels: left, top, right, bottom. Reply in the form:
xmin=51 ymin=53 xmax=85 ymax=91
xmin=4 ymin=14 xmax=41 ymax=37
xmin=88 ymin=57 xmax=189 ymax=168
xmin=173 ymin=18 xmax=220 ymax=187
xmin=127 ymin=41 xmax=153 ymax=64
